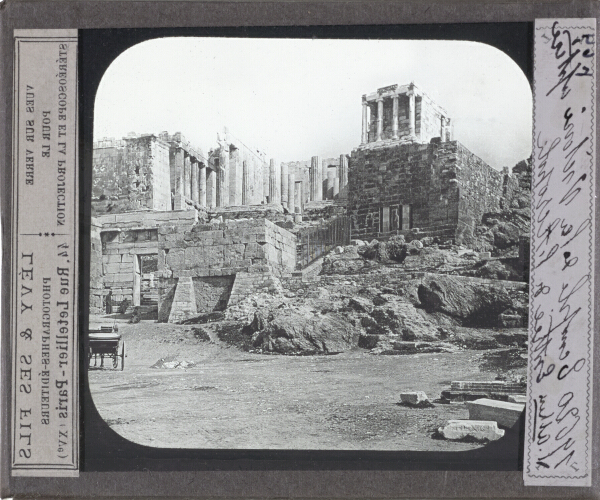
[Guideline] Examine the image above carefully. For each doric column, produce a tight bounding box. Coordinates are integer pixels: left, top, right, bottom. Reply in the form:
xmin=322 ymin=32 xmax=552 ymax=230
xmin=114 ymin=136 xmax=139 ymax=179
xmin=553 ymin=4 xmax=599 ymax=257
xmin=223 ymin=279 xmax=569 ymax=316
xmin=408 ymin=91 xmax=416 ymax=137
xmin=206 ymin=168 xmax=216 ymax=208
xmin=198 ymin=163 xmax=206 ymax=207
xmin=184 ymin=153 xmax=191 ymax=199
xmin=232 ymin=148 xmax=244 ymax=206
xmin=287 ymin=171 xmax=295 ymax=214
xmin=376 ymin=97 xmax=383 ymax=141
xmin=191 ymin=160 xmax=199 ymax=203
xmin=392 ymin=95 xmax=399 ymax=140
xmin=217 ymin=147 xmax=229 ymax=207
xmin=173 ymin=147 xmax=185 ymax=210
xmin=262 ymin=161 xmax=269 ymax=203
xmin=440 ymin=116 xmax=446 ymax=142
xmin=333 ymin=178 xmax=340 ymax=198
xmin=295 ymin=180 xmax=303 ymax=213
xmin=326 ymin=167 xmax=336 ymax=200
xmin=446 ymin=118 xmax=452 ymax=141
xmin=339 ymin=154 xmax=349 ymax=191
xmin=242 ymin=160 xmax=249 ymax=205
xmin=361 ymin=98 xmax=369 ymax=144
xmin=269 ymin=159 xmax=278 ymax=204
xmin=310 ymin=155 xmax=322 ymax=201
xmin=280 ymin=162 xmax=288 ymax=208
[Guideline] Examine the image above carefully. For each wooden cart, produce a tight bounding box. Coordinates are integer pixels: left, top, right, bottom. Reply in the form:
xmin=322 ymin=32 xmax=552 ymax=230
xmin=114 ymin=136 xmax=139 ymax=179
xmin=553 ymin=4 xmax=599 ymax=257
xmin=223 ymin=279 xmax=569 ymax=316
xmin=88 ymin=326 xmax=126 ymax=370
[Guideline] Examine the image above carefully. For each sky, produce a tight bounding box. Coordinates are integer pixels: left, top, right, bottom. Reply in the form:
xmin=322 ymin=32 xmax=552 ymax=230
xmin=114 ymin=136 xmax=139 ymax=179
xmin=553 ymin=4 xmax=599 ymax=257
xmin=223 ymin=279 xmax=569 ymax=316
xmin=94 ymin=37 xmax=532 ymax=170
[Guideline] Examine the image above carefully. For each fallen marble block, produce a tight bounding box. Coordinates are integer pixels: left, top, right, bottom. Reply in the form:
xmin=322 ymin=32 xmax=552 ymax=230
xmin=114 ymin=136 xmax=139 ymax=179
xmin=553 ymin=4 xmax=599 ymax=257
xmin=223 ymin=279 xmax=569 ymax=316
xmin=465 ymin=398 xmax=525 ymax=429
xmin=399 ymin=391 xmax=433 ymax=407
xmin=439 ymin=420 xmax=505 ymax=441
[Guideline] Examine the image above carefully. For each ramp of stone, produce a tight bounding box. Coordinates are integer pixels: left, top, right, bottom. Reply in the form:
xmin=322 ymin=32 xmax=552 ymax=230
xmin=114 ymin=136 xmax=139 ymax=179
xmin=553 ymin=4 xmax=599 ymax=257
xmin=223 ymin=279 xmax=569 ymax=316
xmin=168 ymin=277 xmax=198 ymax=323
xmin=465 ymin=398 xmax=524 ymax=429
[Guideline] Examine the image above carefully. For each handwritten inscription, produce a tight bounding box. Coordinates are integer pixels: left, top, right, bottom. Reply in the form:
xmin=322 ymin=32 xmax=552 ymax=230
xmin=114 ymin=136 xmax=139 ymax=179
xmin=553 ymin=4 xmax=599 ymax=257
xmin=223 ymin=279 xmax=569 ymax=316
xmin=526 ymin=19 xmax=595 ymax=487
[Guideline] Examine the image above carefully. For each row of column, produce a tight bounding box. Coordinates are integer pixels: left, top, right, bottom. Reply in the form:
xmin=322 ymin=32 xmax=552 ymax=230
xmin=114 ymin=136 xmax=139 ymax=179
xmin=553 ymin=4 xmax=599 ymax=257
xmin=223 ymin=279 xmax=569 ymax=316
xmin=307 ymin=154 xmax=349 ymax=202
xmin=361 ymin=91 xmax=416 ymax=144
xmin=176 ymin=146 xmax=349 ymax=210
xmin=172 ymin=147 xmax=214 ymax=210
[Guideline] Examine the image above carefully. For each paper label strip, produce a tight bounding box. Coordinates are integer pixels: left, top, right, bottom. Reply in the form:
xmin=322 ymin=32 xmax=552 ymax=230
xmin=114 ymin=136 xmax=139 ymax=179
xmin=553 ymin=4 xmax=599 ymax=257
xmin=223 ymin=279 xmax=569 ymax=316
xmin=11 ymin=29 xmax=79 ymax=477
xmin=525 ymin=18 xmax=596 ymax=487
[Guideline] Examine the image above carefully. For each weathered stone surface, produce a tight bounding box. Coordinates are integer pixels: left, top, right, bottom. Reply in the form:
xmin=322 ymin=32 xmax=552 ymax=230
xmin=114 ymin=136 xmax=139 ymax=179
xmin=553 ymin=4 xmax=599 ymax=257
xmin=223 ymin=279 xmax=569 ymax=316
xmin=417 ymin=275 xmax=518 ymax=327
xmin=348 ymin=138 xmax=519 ymax=245
xmin=498 ymin=312 xmax=523 ymax=328
xmin=251 ymin=307 xmax=359 ymax=355
xmin=450 ymin=380 xmax=526 ymax=394
xmin=400 ymin=391 xmax=430 ymax=406
xmin=439 ymin=420 xmax=505 ymax=441
xmin=465 ymin=398 xmax=525 ymax=429
xmin=508 ymin=395 xmax=527 ymax=404
xmin=168 ymin=277 xmax=198 ymax=323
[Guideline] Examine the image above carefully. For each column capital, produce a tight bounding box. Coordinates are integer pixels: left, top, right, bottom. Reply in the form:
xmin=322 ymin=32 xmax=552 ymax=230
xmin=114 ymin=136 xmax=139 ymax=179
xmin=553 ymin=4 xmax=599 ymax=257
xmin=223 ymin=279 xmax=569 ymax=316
xmin=376 ymin=96 xmax=384 ymax=103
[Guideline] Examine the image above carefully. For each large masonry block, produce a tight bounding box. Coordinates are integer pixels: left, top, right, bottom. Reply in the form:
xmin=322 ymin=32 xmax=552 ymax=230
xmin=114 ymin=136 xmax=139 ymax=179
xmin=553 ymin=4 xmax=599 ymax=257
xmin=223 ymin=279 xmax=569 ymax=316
xmin=439 ymin=420 xmax=505 ymax=441
xmin=465 ymin=398 xmax=525 ymax=429
xmin=168 ymin=277 xmax=198 ymax=323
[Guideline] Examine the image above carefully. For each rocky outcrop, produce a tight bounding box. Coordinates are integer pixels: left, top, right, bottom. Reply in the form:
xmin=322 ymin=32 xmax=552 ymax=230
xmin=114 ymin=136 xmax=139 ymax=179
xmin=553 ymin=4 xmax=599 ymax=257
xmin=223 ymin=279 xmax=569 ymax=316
xmin=249 ymin=307 xmax=359 ymax=355
xmin=417 ymin=275 xmax=525 ymax=327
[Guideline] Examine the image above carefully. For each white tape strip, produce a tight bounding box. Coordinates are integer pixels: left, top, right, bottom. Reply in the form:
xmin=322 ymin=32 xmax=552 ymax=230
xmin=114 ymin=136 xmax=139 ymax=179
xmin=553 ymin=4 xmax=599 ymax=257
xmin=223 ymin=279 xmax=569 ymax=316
xmin=11 ymin=29 xmax=79 ymax=477
xmin=525 ymin=18 xmax=595 ymax=487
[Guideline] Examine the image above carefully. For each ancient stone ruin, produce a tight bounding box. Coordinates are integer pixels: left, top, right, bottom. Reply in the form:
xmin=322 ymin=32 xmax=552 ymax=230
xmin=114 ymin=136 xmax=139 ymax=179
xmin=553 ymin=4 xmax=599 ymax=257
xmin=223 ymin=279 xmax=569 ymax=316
xmin=90 ymin=82 xmax=530 ymax=328
xmin=349 ymin=82 xmax=520 ymax=245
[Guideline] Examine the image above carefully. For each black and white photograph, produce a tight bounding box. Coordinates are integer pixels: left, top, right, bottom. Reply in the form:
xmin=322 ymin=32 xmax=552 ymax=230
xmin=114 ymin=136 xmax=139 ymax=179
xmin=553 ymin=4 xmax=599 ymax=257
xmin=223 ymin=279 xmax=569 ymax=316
xmin=85 ymin=36 xmax=534 ymax=453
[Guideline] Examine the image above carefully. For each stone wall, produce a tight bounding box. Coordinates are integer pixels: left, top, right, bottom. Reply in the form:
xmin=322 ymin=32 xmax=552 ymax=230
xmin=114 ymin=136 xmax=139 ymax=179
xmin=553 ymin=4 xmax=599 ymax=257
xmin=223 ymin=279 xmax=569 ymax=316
xmin=157 ymin=218 xmax=296 ymax=320
xmin=208 ymin=204 xmax=286 ymax=223
xmin=89 ymin=220 xmax=104 ymax=313
xmin=454 ymin=143 xmax=505 ymax=243
xmin=194 ymin=276 xmax=236 ymax=312
xmin=92 ymin=135 xmax=171 ymax=214
xmin=96 ymin=210 xmax=197 ymax=305
xmin=348 ymin=140 xmax=506 ymax=245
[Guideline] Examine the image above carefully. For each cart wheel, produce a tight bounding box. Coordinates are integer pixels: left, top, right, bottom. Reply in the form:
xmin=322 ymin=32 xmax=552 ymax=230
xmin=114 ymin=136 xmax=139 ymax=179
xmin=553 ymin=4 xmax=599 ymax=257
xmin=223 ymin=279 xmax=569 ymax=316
xmin=120 ymin=341 xmax=126 ymax=371
xmin=113 ymin=351 xmax=119 ymax=369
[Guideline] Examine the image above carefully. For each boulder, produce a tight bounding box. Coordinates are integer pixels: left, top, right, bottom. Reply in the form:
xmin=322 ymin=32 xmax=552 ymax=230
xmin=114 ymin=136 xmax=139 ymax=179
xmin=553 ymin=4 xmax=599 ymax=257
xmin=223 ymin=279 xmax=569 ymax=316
xmin=347 ymin=296 xmax=373 ymax=314
xmin=358 ymin=333 xmax=381 ymax=349
xmin=251 ymin=308 xmax=359 ymax=355
xmin=439 ymin=420 xmax=505 ymax=441
xmin=417 ymin=275 xmax=515 ymax=327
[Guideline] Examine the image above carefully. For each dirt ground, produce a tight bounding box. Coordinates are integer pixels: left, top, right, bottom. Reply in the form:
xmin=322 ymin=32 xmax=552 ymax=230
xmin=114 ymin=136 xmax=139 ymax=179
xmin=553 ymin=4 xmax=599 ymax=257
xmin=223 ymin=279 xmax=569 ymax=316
xmin=88 ymin=315 xmax=526 ymax=451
